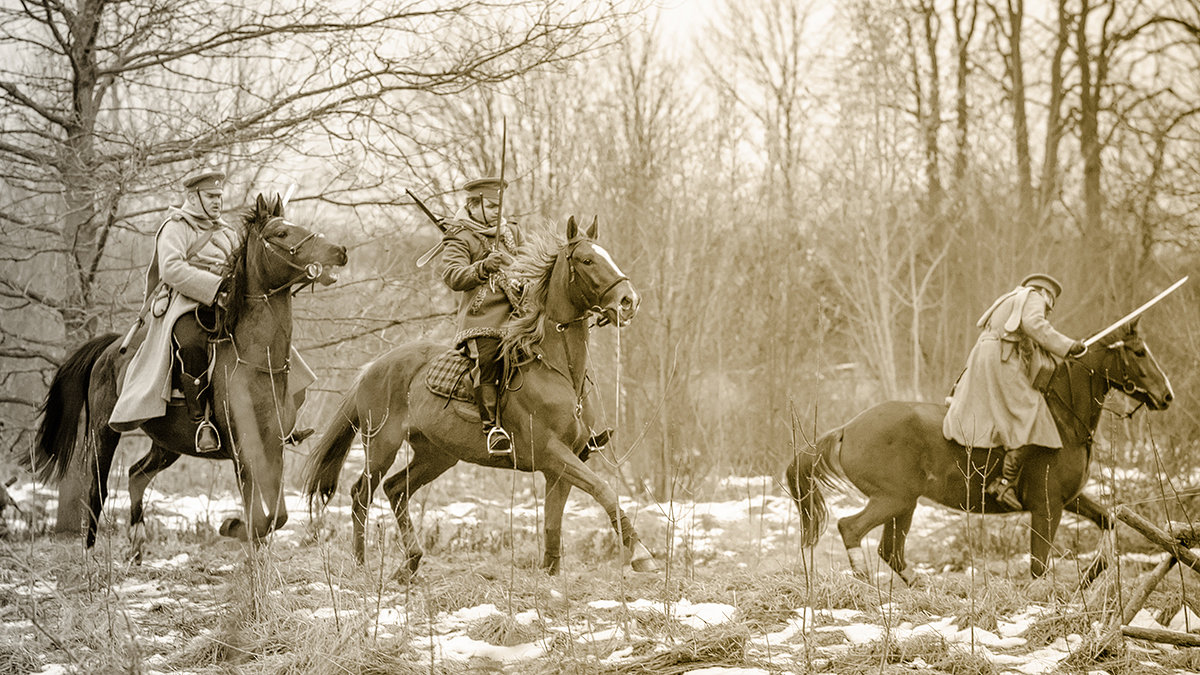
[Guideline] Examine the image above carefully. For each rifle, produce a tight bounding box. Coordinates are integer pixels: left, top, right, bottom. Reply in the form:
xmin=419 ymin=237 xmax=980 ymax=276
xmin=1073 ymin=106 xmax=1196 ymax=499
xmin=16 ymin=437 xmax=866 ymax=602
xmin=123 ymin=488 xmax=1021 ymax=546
xmin=408 ymin=188 xmax=449 ymax=267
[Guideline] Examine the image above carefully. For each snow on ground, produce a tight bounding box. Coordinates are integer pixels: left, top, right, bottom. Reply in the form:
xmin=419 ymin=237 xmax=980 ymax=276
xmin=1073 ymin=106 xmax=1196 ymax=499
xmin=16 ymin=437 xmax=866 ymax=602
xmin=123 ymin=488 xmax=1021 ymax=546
xmin=3 ymin=476 xmax=1195 ymax=674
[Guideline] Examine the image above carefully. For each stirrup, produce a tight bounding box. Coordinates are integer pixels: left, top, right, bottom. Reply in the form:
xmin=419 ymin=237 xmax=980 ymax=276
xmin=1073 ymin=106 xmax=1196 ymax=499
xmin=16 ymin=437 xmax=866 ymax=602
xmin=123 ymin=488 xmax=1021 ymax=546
xmin=486 ymin=426 xmax=512 ymax=456
xmin=988 ymin=478 xmax=1023 ymax=510
xmin=194 ymin=419 xmax=221 ymax=454
xmin=586 ymin=428 xmax=613 ymax=451
xmin=284 ymin=427 xmax=315 ymax=445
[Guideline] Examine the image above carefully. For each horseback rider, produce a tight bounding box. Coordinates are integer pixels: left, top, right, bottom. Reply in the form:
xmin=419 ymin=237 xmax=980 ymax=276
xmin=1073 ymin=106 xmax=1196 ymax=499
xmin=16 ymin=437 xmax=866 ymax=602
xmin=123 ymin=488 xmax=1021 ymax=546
xmin=110 ymin=168 xmax=238 ymax=452
xmin=943 ymin=273 xmax=1087 ymax=510
xmin=439 ymin=177 xmax=522 ymax=455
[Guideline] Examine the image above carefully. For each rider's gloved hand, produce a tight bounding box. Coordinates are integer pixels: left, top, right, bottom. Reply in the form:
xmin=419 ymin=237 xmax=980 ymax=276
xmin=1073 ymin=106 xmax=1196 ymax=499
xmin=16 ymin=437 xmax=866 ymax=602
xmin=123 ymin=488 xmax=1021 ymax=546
xmin=1068 ymin=340 xmax=1087 ymax=357
xmin=480 ymin=250 xmax=513 ymax=275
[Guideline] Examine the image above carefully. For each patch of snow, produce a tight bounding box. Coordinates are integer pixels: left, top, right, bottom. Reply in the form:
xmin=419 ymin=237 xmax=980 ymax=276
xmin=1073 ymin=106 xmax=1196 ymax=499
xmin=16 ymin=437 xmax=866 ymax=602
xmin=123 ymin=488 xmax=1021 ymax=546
xmin=145 ymin=553 xmax=189 ymax=569
xmin=1168 ymin=606 xmax=1200 ymax=633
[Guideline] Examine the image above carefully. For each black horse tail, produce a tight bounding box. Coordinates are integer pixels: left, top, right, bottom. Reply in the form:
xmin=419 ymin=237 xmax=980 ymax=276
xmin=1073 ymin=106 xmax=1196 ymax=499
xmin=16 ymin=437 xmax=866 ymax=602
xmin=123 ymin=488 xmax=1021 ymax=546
xmin=31 ymin=333 xmax=120 ymax=483
xmin=786 ymin=427 xmax=843 ymax=548
xmin=303 ymin=387 xmax=361 ymax=509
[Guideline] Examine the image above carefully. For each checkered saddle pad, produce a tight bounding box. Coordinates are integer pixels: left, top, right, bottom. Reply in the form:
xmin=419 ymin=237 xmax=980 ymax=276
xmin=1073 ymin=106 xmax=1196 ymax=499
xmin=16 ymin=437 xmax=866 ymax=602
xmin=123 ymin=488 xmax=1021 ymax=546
xmin=425 ymin=349 xmax=475 ymax=403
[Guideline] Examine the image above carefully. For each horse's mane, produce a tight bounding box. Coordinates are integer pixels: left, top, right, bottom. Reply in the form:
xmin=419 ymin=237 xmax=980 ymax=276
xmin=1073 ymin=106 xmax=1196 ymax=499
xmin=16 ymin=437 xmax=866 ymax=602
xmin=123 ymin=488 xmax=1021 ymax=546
xmin=499 ymin=224 xmax=567 ymax=365
xmin=217 ymin=198 xmax=275 ymax=335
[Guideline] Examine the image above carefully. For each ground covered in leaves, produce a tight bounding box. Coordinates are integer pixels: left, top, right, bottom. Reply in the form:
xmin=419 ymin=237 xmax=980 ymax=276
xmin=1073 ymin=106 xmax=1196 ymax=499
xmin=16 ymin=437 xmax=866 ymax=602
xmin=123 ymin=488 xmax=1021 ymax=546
xmin=3 ymin=456 xmax=1200 ymax=674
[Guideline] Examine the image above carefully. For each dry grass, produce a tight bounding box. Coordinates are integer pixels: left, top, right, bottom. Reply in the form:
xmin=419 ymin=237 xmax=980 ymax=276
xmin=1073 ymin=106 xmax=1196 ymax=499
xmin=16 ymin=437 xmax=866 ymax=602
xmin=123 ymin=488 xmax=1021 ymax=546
xmin=5 ymin=463 xmax=1200 ymax=674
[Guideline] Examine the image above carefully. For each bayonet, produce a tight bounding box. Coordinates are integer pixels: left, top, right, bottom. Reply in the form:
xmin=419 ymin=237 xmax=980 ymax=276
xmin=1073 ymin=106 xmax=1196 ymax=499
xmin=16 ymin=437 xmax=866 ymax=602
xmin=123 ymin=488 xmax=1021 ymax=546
xmin=408 ymin=188 xmax=449 ymax=267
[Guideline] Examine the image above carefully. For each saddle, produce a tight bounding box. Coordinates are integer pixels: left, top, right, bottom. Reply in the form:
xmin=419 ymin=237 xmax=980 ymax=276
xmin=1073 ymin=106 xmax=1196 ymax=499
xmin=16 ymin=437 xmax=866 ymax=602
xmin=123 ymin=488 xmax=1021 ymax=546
xmin=424 ymin=349 xmax=514 ymax=405
xmin=425 ymin=349 xmax=477 ymax=403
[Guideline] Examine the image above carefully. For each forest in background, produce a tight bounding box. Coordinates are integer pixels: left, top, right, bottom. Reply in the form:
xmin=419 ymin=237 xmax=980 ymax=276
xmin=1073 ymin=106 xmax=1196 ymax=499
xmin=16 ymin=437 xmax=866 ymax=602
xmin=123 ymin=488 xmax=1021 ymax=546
xmin=2 ymin=0 xmax=1198 ymax=511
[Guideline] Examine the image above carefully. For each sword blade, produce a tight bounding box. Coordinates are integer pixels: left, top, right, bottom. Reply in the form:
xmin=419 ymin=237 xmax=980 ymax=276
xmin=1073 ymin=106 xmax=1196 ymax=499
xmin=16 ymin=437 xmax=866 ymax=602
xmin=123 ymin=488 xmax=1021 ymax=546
xmin=1083 ymin=276 xmax=1189 ymax=347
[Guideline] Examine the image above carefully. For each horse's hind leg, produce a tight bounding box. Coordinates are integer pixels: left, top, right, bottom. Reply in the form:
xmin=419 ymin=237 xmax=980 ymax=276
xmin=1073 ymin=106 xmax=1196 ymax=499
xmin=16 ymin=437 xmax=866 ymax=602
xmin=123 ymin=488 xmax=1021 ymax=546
xmin=878 ymin=507 xmax=919 ymax=585
xmin=84 ymin=425 xmax=121 ymax=550
xmin=127 ymin=445 xmax=180 ymax=563
xmin=349 ymin=441 xmax=401 ymax=566
xmin=381 ymin=434 xmax=457 ymax=582
xmin=836 ymin=496 xmax=916 ymax=580
xmin=1065 ymin=493 xmax=1112 ymax=586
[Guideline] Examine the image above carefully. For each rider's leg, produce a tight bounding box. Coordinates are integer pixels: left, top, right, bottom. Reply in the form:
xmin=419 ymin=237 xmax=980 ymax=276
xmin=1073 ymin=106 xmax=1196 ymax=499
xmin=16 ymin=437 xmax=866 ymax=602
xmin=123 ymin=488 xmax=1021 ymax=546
xmin=468 ymin=337 xmax=510 ymax=455
xmin=987 ymin=446 xmax=1027 ymax=509
xmin=173 ymin=310 xmax=219 ymax=453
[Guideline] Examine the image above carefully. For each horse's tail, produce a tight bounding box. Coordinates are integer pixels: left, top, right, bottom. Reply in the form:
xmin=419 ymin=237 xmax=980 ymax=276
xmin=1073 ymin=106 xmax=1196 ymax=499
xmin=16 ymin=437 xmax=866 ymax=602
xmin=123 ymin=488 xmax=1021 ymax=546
xmin=786 ymin=427 xmax=844 ymax=548
xmin=31 ymin=333 xmax=120 ymax=483
xmin=303 ymin=385 xmax=361 ymax=509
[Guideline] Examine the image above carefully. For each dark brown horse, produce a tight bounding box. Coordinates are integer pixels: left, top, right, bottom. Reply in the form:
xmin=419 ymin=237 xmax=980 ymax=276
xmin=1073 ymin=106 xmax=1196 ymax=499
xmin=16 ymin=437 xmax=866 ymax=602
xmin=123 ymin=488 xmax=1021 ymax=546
xmin=787 ymin=322 xmax=1173 ymax=584
xmin=304 ymin=216 xmax=657 ymax=579
xmin=32 ymin=195 xmax=347 ymax=559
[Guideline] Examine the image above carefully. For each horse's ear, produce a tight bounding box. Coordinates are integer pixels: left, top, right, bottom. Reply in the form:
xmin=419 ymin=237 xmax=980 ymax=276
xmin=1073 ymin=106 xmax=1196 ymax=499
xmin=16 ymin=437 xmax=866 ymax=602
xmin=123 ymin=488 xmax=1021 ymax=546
xmin=566 ymin=215 xmax=578 ymax=240
xmin=272 ymin=193 xmax=283 ymax=217
xmin=1129 ymin=317 xmax=1140 ymax=333
xmin=586 ymin=215 xmax=598 ymax=240
xmin=255 ymin=193 xmax=267 ymax=212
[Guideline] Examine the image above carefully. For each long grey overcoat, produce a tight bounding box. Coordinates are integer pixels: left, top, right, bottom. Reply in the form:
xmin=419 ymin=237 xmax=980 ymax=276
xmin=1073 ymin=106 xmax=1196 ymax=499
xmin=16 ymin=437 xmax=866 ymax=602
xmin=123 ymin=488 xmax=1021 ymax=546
xmin=943 ymin=287 xmax=1076 ymax=449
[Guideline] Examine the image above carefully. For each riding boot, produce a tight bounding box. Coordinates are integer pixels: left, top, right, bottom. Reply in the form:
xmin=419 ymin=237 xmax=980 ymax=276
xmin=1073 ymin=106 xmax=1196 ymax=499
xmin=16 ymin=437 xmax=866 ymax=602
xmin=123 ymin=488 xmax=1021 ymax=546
xmin=180 ymin=371 xmax=220 ymax=454
xmin=475 ymin=382 xmax=512 ymax=456
xmin=986 ymin=447 xmax=1025 ymax=510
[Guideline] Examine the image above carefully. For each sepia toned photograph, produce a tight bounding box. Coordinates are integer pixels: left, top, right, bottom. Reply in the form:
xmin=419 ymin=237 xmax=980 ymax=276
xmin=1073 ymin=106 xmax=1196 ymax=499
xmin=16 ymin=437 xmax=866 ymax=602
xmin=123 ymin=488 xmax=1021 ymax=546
xmin=1 ymin=0 xmax=1198 ymax=673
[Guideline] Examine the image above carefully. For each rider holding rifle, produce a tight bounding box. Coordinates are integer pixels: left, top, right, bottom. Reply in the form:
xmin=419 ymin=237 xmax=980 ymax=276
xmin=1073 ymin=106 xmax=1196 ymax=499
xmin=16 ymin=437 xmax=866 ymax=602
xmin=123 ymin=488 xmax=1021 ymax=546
xmin=439 ymin=177 xmax=522 ymax=455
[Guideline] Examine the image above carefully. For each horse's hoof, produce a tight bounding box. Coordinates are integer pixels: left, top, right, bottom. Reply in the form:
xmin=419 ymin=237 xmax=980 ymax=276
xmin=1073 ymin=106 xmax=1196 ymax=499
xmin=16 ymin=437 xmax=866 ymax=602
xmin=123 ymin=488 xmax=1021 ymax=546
xmin=899 ymin=568 xmax=921 ymax=587
xmin=629 ymin=542 xmax=659 ymax=573
xmin=219 ymin=518 xmax=243 ymax=539
xmin=631 ymin=556 xmax=660 ymax=573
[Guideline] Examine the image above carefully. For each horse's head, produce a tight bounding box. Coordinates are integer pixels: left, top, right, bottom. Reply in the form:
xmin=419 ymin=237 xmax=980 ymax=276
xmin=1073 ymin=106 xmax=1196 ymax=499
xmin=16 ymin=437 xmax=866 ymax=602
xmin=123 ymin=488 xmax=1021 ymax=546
xmin=1092 ymin=320 xmax=1174 ymax=411
xmin=243 ymin=193 xmax=348 ymax=294
xmin=563 ymin=215 xmax=639 ymax=327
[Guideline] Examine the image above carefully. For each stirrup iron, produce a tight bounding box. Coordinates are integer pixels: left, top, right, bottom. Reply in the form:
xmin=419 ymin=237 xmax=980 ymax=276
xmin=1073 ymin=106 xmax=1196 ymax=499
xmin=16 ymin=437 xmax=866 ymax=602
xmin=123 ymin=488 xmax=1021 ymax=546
xmin=486 ymin=426 xmax=512 ymax=456
xmin=195 ymin=419 xmax=221 ymax=454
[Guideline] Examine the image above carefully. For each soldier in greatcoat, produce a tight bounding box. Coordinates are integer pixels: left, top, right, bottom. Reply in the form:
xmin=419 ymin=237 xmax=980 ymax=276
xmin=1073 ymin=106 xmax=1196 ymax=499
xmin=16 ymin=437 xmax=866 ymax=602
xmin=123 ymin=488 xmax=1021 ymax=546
xmin=943 ymin=273 xmax=1086 ymax=509
xmin=109 ymin=169 xmax=238 ymax=452
xmin=439 ymin=177 xmax=523 ymax=455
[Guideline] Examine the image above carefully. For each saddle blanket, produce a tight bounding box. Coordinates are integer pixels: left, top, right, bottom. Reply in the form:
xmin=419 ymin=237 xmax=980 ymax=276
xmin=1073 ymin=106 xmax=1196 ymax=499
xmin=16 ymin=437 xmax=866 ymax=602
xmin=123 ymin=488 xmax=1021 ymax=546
xmin=425 ymin=349 xmax=475 ymax=403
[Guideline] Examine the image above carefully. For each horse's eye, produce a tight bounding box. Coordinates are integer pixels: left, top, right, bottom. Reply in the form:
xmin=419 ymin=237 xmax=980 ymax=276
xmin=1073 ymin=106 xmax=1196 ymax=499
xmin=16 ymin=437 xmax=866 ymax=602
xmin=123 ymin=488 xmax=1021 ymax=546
xmin=1134 ymin=349 xmax=1146 ymax=358
xmin=579 ymin=257 xmax=592 ymax=265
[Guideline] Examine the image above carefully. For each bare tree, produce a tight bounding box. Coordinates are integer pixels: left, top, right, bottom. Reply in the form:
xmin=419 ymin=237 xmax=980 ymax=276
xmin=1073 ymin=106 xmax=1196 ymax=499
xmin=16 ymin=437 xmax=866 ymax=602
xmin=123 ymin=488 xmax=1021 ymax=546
xmin=0 ymin=0 xmax=638 ymax=529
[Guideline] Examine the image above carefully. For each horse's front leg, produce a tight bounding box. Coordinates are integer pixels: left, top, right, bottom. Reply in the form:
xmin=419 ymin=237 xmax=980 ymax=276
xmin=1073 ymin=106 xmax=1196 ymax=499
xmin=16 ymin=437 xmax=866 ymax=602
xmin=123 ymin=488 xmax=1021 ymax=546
xmin=1027 ymin=473 xmax=1063 ymax=578
xmin=1065 ymin=493 xmax=1114 ymax=586
xmin=542 ymin=476 xmax=571 ymax=574
xmin=540 ymin=439 xmax=657 ymax=573
xmin=220 ymin=439 xmax=288 ymax=541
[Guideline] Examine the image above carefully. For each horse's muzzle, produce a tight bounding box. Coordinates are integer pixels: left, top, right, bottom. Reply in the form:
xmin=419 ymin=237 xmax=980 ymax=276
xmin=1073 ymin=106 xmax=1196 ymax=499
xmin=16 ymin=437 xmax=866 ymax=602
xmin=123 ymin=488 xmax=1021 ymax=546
xmin=600 ymin=280 xmax=639 ymax=327
xmin=314 ymin=244 xmax=349 ymax=286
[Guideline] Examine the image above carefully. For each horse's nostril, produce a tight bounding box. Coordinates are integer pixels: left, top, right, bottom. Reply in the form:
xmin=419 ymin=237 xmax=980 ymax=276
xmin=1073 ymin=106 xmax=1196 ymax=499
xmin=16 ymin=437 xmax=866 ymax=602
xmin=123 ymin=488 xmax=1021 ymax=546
xmin=1164 ymin=393 xmax=1173 ymax=403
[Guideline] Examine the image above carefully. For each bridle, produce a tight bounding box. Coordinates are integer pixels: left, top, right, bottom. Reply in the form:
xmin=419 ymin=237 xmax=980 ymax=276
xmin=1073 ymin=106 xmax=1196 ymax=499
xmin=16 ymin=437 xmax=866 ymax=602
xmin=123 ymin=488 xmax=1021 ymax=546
xmin=1052 ymin=340 xmax=1152 ymax=442
xmin=257 ymin=217 xmax=327 ymax=298
xmin=217 ymin=217 xmax=326 ymax=374
xmin=554 ymin=237 xmax=630 ymax=332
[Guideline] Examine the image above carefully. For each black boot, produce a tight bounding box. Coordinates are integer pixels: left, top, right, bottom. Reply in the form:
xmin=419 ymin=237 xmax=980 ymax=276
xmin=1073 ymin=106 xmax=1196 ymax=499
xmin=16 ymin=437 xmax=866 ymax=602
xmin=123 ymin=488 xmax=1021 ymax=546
xmin=475 ymin=382 xmax=511 ymax=456
xmin=180 ymin=371 xmax=220 ymax=454
xmin=986 ymin=448 xmax=1025 ymax=510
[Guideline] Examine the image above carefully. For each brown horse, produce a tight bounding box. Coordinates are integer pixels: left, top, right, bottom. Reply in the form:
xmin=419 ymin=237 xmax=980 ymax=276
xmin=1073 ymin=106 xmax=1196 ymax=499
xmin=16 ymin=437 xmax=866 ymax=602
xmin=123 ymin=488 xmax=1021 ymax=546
xmin=304 ymin=216 xmax=658 ymax=579
xmin=32 ymin=195 xmax=347 ymax=559
xmin=787 ymin=322 xmax=1173 ymax=584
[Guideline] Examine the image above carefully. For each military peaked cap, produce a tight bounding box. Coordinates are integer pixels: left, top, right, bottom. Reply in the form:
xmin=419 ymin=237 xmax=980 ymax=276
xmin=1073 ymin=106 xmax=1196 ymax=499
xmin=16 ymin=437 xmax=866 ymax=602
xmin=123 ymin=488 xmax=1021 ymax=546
xmin=461 ymin=176 xmax=507 ymax=200
xmin=1021 ymin=273 xmax=1063 ymax=299
xmin=181 ymin=169 xmax=226 ymax=191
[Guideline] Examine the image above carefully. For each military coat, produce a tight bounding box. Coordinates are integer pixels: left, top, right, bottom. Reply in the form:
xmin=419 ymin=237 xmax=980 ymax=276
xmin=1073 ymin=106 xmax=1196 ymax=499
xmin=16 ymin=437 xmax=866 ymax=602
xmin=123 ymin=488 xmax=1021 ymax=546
xmin=943 ymin=287 xmax=1076 ymax=449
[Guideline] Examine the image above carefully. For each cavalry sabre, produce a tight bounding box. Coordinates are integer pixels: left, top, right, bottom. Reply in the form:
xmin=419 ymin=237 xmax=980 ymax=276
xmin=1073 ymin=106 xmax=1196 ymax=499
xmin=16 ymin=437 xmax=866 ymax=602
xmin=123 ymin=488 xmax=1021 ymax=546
xmin=1083 ymin=276 xmax=1189 ymax=347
